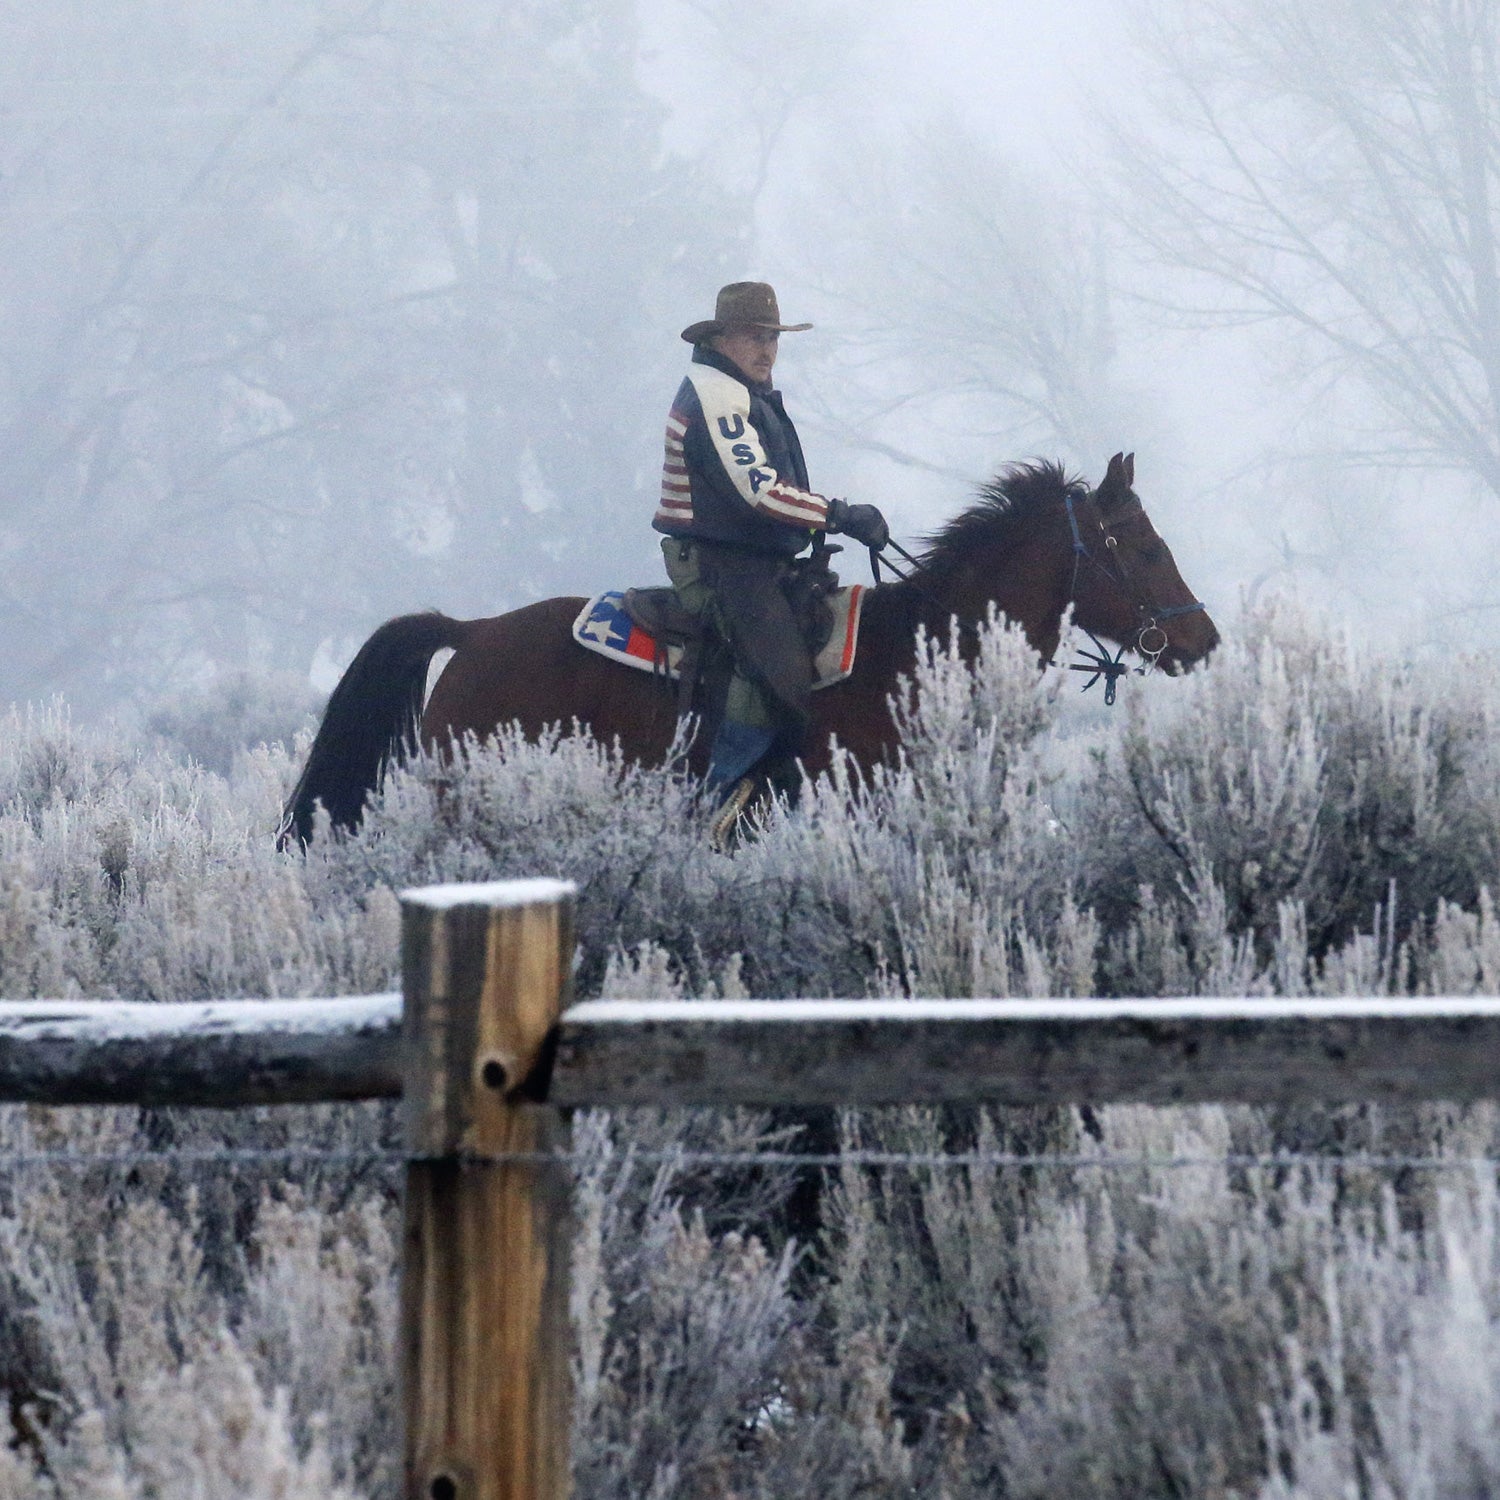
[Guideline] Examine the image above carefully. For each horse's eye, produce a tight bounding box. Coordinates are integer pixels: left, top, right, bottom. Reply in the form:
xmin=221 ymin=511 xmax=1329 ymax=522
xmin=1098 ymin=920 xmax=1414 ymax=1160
xmin=1139 ymin=543 xmax=1167 ymax=566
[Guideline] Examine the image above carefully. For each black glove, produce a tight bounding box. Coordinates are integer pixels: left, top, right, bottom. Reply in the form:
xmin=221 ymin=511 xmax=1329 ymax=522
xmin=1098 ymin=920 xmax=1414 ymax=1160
xmin=826 ymin=498 xmax=890 ymax=551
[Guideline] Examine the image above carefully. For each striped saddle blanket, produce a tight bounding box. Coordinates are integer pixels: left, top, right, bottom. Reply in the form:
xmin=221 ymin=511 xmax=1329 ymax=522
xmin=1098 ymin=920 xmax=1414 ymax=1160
xmin=571 ymin=584 xmax=865 ymax=690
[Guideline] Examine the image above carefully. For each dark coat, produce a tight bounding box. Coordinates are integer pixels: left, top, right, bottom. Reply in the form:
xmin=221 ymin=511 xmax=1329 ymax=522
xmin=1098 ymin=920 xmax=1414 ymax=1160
xmin=653 ymin=347 xmax=829 ymax=557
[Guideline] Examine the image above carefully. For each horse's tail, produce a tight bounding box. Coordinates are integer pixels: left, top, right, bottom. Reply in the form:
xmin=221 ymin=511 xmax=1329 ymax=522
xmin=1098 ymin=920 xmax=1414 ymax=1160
xmin=278 ymin=611 xmax=471 ymax=848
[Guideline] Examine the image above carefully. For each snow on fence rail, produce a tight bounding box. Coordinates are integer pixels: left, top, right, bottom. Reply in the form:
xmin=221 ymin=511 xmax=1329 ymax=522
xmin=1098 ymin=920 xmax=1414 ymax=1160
xmin=549 ymin=994 xmax=1500 ymax=1108
xmin=9 ymin=879 xmax=1500 ymax=1500
xmin=0 ymin=994 xmax=402 ymax=1106
xmin=7 ymin=990 xmax=1500 ymax=1111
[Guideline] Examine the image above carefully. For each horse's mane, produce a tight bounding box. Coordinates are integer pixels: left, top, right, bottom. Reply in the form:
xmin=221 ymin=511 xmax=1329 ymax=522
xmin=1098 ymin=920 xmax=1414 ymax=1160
xmin=906 ymin=459 xmax=1085 ymax=585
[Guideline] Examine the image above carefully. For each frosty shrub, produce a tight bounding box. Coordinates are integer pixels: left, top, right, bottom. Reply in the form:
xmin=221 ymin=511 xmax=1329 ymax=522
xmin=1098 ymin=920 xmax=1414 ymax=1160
xmin=0 ymin=1101 xmax=395 ymax=1498
xmin=731 ymin=612 xmax=1081 ymax=1000
xmin=9 ymin=603 xmax=1500 ymax=1494
xmin=145 ymin=671 xmax=324 ymax=779
xmin=1078 ymin=600 xmax=1500 ymax=992
xmin=0 ymin=700 xmax=398 ymax=1003
xmin=307 ymin=722 xmax=712 ymax=995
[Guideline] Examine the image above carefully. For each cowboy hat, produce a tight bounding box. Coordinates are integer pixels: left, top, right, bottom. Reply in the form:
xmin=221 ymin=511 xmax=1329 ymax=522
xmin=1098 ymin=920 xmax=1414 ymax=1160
xmin=681 ymin=281 xmax=813 ymax=344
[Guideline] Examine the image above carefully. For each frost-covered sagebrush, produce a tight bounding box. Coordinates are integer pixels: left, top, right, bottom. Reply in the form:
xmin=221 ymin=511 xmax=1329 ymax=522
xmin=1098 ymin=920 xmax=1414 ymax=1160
xmin=3 ymin=604 xmax=1500 ymax=1495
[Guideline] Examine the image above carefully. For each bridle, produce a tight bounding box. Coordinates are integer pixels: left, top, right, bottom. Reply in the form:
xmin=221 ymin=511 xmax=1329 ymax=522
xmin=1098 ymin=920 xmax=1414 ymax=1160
xmin=867 ymin=482 xmax=1207 ymax=705
xmin=1061 ymin=485 xmax=1207 ymax=669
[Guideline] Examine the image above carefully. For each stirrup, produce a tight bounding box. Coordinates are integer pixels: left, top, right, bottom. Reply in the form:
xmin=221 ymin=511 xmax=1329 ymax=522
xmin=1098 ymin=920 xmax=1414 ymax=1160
xmin=708 ymin=776 xmax=759 ymax=853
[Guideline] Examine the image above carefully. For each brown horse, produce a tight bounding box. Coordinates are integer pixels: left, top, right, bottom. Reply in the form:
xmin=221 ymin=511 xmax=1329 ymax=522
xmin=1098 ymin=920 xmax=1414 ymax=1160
xmin=281 ymin=454 xmax=1218 ymax=843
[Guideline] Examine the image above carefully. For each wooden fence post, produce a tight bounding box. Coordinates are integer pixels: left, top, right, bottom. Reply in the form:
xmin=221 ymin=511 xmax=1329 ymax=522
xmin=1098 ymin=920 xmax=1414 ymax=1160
xmin=400 ymin=879 xmax=576 ymax=1500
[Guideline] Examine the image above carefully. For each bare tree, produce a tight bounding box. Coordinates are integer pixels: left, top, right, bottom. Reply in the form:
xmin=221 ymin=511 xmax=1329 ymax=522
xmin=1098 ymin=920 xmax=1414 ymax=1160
xmin=0 ymin=1 xmax=743 ymax=710
xmin=796 ymin=122 xmax=1134 ymax=479
xmin=1115 ymin=0 xmax=1500 ymax=498
xmin=670 ymin=0 xmax=857 ymax=211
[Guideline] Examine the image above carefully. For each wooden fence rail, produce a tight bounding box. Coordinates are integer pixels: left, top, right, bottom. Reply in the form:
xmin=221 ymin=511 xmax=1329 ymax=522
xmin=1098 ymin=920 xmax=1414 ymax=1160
xmin=0 ymin=994 xmax=401 ymax=1106
xmin=7 ymin=878 xmax=1500 ymax=1498
xmin=9 ymin=991 xmax=1500 ymax=1111
xmin=551 ymin=995 xmax=1500 ymax=1108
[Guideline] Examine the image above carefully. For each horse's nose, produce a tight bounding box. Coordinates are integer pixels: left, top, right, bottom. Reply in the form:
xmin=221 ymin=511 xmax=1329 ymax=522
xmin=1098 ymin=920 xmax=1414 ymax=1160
xmin=1176 ymin=613 xmax=1220 ymax=666
xmin=1157 ymin=612 xmax=1219 ymax=673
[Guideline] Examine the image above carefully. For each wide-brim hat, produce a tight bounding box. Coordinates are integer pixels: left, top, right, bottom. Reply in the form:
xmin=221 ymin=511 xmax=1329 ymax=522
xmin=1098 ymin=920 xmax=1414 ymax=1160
xmin=681 ymin=281 xmax=813 ymax=344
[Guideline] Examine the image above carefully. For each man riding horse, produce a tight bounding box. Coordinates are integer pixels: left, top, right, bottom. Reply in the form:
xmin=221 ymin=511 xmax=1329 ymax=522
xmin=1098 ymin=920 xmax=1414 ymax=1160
xmin=655 ymin=281 xmax=890 ymax=823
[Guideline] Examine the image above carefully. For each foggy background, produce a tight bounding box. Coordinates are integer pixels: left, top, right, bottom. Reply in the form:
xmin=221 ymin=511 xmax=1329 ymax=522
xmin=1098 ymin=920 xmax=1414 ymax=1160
xmin=3 ymin=0 xmax=1495 ymax=714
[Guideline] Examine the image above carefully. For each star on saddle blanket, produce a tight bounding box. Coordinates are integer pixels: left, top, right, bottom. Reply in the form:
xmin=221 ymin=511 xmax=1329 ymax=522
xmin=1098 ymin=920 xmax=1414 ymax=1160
xmin=572 ymin=585 xmax=865 ymax=689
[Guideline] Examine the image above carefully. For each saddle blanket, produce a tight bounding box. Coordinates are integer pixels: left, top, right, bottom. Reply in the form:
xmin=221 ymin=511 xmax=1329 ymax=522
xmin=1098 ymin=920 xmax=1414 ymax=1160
xmin=572 ymin=584 xmax=865 ymax=690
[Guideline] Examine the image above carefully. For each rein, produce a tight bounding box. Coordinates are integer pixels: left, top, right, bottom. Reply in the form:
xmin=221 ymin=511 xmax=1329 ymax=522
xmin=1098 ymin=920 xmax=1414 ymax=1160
xmin=868 ymin=537 xmax=969 ymax=624
xmin=863 ymin=485 xmax=1208 ymax=706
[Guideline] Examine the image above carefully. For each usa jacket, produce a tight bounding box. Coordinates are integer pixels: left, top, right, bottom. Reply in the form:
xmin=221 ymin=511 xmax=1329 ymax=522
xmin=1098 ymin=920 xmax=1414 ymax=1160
xmin=653 ymin=346 xmax=830 ymax=556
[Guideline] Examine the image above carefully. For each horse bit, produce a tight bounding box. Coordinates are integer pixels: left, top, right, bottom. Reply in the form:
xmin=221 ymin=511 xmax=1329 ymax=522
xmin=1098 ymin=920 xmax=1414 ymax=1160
xmin=869 ymin=485 xmax=1207 ymax=706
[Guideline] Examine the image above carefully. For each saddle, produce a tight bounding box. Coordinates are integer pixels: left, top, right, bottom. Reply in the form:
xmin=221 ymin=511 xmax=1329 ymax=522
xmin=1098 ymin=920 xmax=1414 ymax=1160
xmin=620 ymin=586 xmax=700 ymax=648
xmin=572 ymin=548 xmax=863 ymax=734
xmin=619 ymin=585 xmax=712 ymax=721
xmin=622 ymin=545 xmax=842 ymax=658
xmin=625 ymin=548 xmax=840 ymax=726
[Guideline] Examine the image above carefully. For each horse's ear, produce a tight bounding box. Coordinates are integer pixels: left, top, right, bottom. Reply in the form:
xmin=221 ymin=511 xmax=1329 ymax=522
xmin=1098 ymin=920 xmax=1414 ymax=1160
xmin=1099 ymin=451 xmax=1127 ymax=501
xmin=1124 ymin=452 xmax=1135 ymax=487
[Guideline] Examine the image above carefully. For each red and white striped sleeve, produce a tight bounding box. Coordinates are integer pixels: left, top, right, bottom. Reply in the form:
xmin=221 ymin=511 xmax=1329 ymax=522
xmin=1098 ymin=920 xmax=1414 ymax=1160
xmin=686 ymin=365 xmax=830 ymax=530
xmin=656 ymin=406 xmax=695 ymax=526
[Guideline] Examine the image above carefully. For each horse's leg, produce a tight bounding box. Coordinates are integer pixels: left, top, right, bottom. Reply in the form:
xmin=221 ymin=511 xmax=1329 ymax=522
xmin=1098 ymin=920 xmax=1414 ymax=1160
xmin=421 ymin=597 xmax=681 ymax=764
